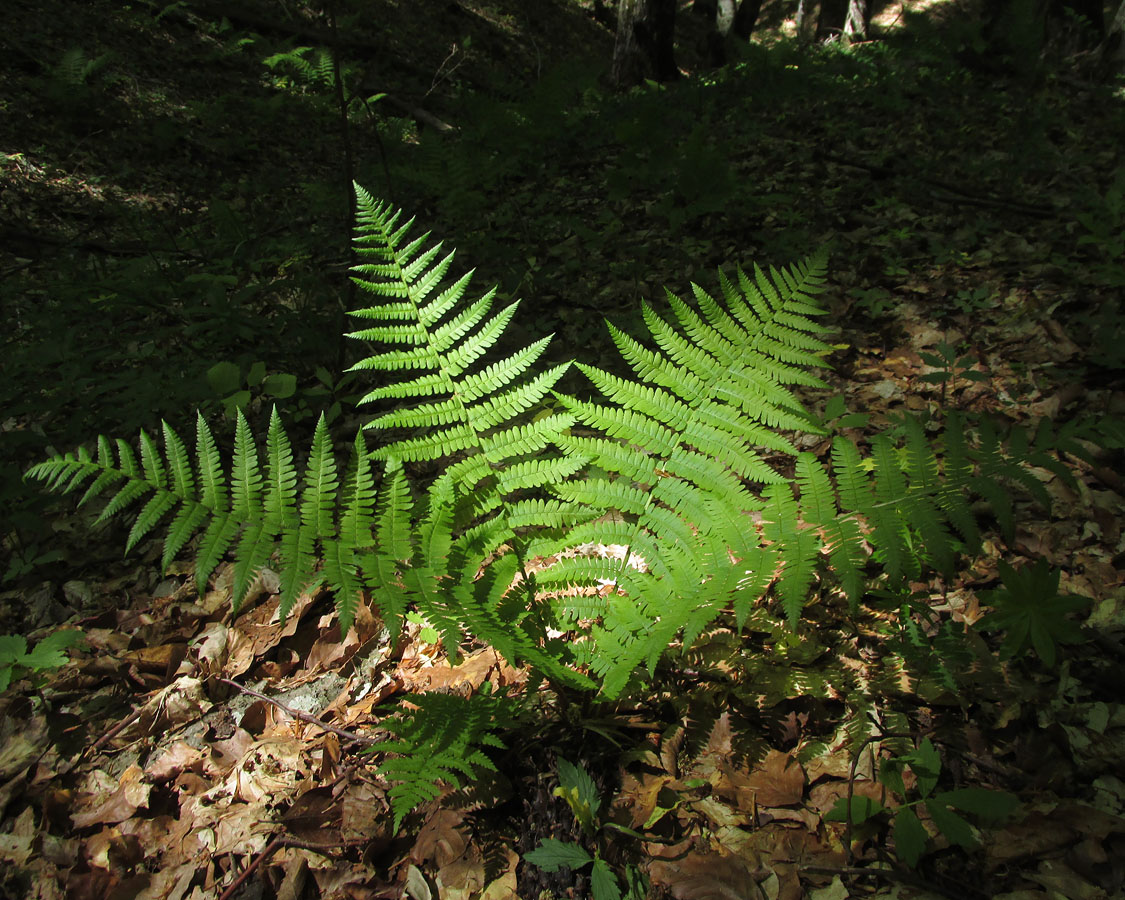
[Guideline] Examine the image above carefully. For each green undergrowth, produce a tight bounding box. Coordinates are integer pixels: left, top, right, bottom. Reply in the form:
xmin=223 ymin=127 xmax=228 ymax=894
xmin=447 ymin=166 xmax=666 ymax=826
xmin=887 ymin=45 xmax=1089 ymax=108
xmin=27 ymin=187 xmax=1105 ymax=836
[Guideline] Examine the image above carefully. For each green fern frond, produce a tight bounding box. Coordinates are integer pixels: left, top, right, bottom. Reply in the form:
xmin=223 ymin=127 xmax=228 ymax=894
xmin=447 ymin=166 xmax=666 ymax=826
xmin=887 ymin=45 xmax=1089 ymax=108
xmin=763 ymin=482 xmax=821 ymax=626
xmin=548 ymin=252 xmax=834 ymax=692
xmin=371 ymin=687 xmax=516 ymax=830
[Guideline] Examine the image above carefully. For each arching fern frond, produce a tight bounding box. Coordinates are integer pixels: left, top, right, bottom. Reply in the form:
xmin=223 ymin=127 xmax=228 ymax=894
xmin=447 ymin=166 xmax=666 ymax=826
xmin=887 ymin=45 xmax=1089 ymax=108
xmin=369 ymin=686 xmax=517 ymax=830
xmin=550 ymin=252 xmax=833 ymax=695
xmin=349 ymin=186 xmax=585 ymax=567
xmin=27 ymin=409 xmax=399 ymax=636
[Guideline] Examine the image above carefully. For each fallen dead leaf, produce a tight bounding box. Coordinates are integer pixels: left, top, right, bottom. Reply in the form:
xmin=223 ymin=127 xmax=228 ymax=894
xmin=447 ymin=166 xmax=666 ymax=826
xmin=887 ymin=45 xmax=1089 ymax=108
xmin=412 ymin=809 xmax=468 ymax=868
xmin=715 ymin=750 xmax=806 ymax=809
xmin=71 ymin=764 xmax=151 ymax=828
xmin=649 ymin=849 xmax=769 ymax=900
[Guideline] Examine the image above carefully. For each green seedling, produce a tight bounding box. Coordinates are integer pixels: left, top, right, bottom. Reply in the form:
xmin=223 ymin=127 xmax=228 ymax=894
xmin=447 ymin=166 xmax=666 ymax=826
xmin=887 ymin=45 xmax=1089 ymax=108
xmin=827 ymin=737 xmax=1018 ymax=866
xmin=207 ymin=359 xmax=297 ymax=417
xmin=976 ymin=558 xmax=1091 ymax=668
xmin=918 ymin=341 xmax=989 ymax=406
xmin=0 ymin=629 xmax=85 ymax=692
xmin=525 ymin=759 xmax=648 ymax=900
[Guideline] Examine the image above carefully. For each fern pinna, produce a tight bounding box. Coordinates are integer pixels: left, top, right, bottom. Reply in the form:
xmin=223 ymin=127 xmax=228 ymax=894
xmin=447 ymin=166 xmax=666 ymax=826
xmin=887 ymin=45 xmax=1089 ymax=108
xmin=28 ymin=185 xmax=1067 ymax=824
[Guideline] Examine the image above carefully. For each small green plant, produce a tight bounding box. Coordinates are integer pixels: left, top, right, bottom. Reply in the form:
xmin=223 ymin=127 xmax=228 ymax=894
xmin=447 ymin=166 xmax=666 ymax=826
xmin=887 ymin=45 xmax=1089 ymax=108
xmin=976 ymin=558 xmax=1091 ymax=668
xmin=0 ymin=629 xmax=85 ymax=692
xmin=917 ymin=340 xmax=989 ymax=405
xmin=26 ymin=189 xmax=1081 ymax=826
xmin=1076 ymin=169 xmax=1125 ymax=288
xmin=950 ymin=284 xmax=997 ymax=315
xmin=206 ymin=359 xmax=298 ymax=418
xmin=51 ymin=47 xmax=112 ymax=87
xmin=848 ymin=285 xmax=895 ymax=318
xmin=826 ymin=737 xmax=1019 ymax=866
xmin=2 ymin=541 xmax=64 ymax=585
xmin=525 ymin=759 xmax=648 ymax=900
xmin=263 ymin=46 xmax=339 ymax=90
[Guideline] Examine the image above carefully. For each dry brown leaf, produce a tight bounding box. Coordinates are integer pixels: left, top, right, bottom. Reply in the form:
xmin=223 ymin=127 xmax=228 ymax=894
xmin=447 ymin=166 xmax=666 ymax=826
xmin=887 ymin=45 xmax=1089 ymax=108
xmin=145 ymin=741 xmax=206 ymax=783
xmin=71 ymin=764 xmax=151 ymax=828
xmin=207 ymin=799 xmax=276 ymax=857
xmin=0 ymin=806 xmax=37 ymax=866
xmin=206 ymin=728 xmax=256 ymax=777
xmin=479 ymin=847 xmax=519 ymax=900
xmin=83 ymin=825 xmax=144 ymax=871
xmin=114 ymin=676 xmax=211 ymax=747
xmin=402 ymin=649 xmax=516 ymax=695
xmin=807 ymin=779 xmax=886 ymax=817
xmin=616 ymin=771 xmax=675 ymax=829
xmin=341 ymin=780 xmax=390 ymax=844
xmin=412 ymin=809 xmax=468 ymax=867
xmin=436 ymin=843 xmax=485 ymax=899
xmin=239 ymin=592 xmax=317 ymax=659
xmin=715 ymin=750 xmax=806 ymax=809
xmin=282 ymin=786 xmax=341 ymax=844
xmin=122 ymin=642 xmax=187 ymax=677
xmin=0 ymin=714 xmax=49 ymax=784
xmin=133 ymin=861 xmax=198 ymax=900
xmin=649 ymin=850 xmax=768 ymax=900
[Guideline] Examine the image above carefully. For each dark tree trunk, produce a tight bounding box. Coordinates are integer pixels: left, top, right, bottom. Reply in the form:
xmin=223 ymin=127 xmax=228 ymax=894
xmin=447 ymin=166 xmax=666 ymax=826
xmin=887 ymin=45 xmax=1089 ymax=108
xmin=843 ymin=0 xmax=869 ymax=39
xmin=1101 ymin=0 xmax=1125 ymax=75
xmin=816 ymin=0 xmax=848 ymax=39
xmin=981 ymin=0 xmax=1105 ymax=58
xmin=732 ymin=0 xmax=764 ymax=39
xmin=693 ymin=0 xmax=738 ymax=65
xmin=612 ymin=0 xmax=679 ymax=87
xmin=593 ymin=0 xmax=617 ymax=29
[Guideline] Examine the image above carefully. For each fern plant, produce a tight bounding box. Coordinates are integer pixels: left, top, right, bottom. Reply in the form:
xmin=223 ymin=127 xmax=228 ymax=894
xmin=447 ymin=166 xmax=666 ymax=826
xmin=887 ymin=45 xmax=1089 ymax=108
xmin=370 ymin=686 xmax=515 ymax=830
xmin=27 ymin=185 xmax=1072 ymax=826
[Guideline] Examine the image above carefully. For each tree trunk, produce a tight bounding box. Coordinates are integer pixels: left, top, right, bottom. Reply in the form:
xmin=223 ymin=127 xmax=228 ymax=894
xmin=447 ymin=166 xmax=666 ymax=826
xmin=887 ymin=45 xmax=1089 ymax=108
xmin=816 ymin=0 xmax=848 ymax=40
xmin=694 ymin=0 xmax=738 ymax=65
xmin=843 ymin=0 xmax=869 ymax=39
xmin=982 ymin=0 xmax=1105 ymax=59
xmin=795 ymin=0 xmax=817 ymax=40
xmin=612 ymin=0 xmax=679 ymax=87
xmin=1101 ymin=0 xmax=1125 ymax=73
xmin=732 ymin=0 xmax=764 ymax=39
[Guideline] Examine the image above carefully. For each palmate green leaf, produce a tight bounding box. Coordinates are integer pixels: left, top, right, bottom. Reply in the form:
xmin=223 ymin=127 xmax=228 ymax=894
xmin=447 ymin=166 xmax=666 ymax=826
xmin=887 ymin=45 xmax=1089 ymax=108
xmin=976 ymin=558 xmax=1090 ymax=667
xmin=24 ymin=628 xmax=85 ymax=669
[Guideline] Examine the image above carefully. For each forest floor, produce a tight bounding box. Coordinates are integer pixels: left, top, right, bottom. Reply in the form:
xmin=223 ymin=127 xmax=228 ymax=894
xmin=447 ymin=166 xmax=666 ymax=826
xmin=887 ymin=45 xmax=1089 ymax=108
xmin=1 ymin=0 xmax=1124 ymax=899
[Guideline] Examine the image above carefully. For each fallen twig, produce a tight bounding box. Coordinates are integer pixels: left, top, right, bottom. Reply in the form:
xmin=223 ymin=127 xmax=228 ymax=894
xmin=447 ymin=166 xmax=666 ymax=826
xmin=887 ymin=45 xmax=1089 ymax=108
xmin=218 ymin=677 xmax=379 ymax=745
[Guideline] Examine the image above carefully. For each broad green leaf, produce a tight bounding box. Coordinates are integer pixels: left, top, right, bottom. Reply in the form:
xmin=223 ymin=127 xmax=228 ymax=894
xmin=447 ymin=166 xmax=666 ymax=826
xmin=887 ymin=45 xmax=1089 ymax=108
xmin=0 ymin=635 xmax=28 ymax=666
xmin=591 ymin=858 xmax=622 ymax=900
xmin=524 ymin=839 xmax=593 ymax=872
xmin=263 ymin=373 xmax=297 ymax=399
xmin=557 ymin=758 xmax=602 ymax=824
xmin=23 ymin=629 xmax=85 ymax=670
xmin=925 ymin=801 xmax=976 ymax=849
xmin=937 ymin=787 xmax=1019 ymax=822
xmin=207 ymin=360 xmax=242 ymax=395
xmin=902 ymin=739 xmax=941 ymax=797
xmin=892 ymin=807 xmax=929 ymax=866
xmin=825 ymin=796 xmax=886 ymax=824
